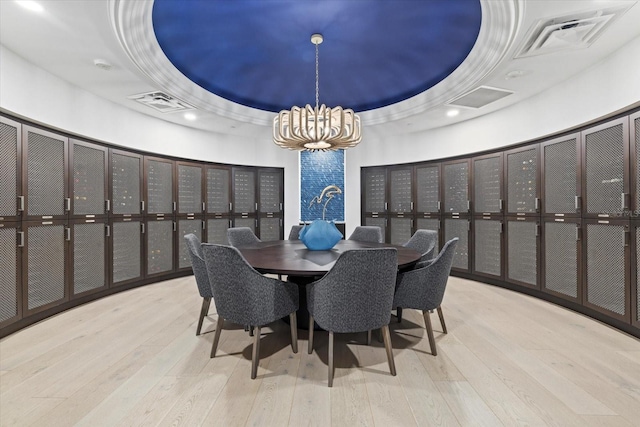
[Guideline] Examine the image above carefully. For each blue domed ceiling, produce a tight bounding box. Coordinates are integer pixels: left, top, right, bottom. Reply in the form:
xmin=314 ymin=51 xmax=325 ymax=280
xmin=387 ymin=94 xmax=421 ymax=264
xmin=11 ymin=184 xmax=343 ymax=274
xmin=152 ymin=0 xmax=482 ymax=113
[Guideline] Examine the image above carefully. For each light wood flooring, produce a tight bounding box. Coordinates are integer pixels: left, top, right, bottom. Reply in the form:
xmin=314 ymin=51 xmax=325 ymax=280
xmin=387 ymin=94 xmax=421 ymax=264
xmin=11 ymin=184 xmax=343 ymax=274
xmin=1 ymin=275 xmax=639 ymax=427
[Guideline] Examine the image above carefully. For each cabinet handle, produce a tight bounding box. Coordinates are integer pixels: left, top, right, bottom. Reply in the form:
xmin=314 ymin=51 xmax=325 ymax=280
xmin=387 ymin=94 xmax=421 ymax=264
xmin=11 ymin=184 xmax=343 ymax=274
xmin=437 ymin=201 xmax=441 ymax=212
xmin=173 ymin=222 xmax=176 ymax=232
xmin=229 ymin=202 xmax=233 ymax=212
xmin=202 ymin=220 xmax=205 ymax=230
xmin=18 ymin=231 xmax=25 ymax=247
xmin=173 ymin=202 xmax=176 ymax=212
xmin=65 ymin=198 xmax=71 ymax=212
xmin=535 ymin=198 xmax=540 ymax=211
xmin=141 ymin=200 xmax=145 ymax=212
xmin=624 ymin=228 xmax=630 ymax=247
xmin=410 ymin=202 xmax=414 ymax=211
xmin=384 ymin=202 xmax=388 ymax=211
xmin=437 ymin=220 xmax=441 ymax=230
xmin=105 ymin=199 xmax=111 ymax=212
xmin=621 ymin=193 xmax=630 ymax=210
xmin=105 ymin=225 xmax=111 ymax=237
xmin=65 ymin=227 xmax=71 ymax=241
xmin=499 ymin=199 xmax=503 ymax=211
xmin=141 ymin=223 xmax=145 ymax=234
xmin=535 ymin=223 xmax=540 ymax=237
xmin=575 ymin=226 xmax=580 ymax=241
xmin=18 ymin=195 xmax=25 ymax=212
xmin=255 ymin=202 xmax=258 ymax=211
xmin=467 ymin=201 xmax=470 ymax=212
xmin=500 ymin=222 xmax=503 ymax=234
xmin=280 ymin=202 xmax=283 ymax=211
xmin=203 ymin=202 xmax=206 ymax=212
xmin=575 ymin=196 xmax=581 ymax=210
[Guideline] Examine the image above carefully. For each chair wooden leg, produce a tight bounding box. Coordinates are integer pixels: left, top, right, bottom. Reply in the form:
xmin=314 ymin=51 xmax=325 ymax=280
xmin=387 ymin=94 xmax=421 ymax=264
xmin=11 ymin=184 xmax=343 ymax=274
xmin=396 ymin=307 xmax=403 ymax=323
xmin=289 ymin=312 xmax=298 ymax=353
xmin=381 ymin=325 xmax=396 ymax=376
xmin=197 ymin=297 xmax=211 ymax=336
xmin=251 ymin=326 xmax=261 ymax=379
xmin=422 ymin=310 xmax=437 ymax=356
xmin=249 ymin=325 xmax=254 ymax=336
xmin=210 ymin=316 xmax=224 ymax=358
xmin=308 ymin=315 xmax=315 ymax=354
xmin=366 ymin=330 xmax=372 ymax=346
xmin=437 ymin=306 xmax=447 ymax=334
xmin=328 ymin=331 xmax=334 ymax=387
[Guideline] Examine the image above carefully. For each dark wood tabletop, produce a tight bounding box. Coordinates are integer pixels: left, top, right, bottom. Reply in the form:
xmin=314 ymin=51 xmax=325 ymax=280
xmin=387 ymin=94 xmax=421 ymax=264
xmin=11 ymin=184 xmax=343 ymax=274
xmin=236 ymin=240 xmax=422 ymax=276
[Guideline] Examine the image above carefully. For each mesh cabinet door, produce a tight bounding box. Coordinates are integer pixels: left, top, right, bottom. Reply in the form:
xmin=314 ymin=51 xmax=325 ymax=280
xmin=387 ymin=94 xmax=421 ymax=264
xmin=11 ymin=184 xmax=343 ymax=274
xmin=0 ymin=224 xmax=20 ymax=325
xmin=473 ymin=219 xmax=502 ymax=278
xmin=233 ymin=217 xmax=256 ymax=232
xmin=71 ymin=140 xmax=107 ymax=217
xmin=72 ymin=221 xmax=106 ymax=296
xmin=542 ymin=135 xmax=579 ymax=216
xmin=206 ymin=167 xmax=230 ymax=215
xmin=543 ymin=220 xmax=579 ymax=301
xmin=416 ymin=164 xmax=440 ymax=214
xmin=178 ymin=219 xmax=202 ymax=269
xmin=506 ymin=147 xmax=539 ymax=215
xmin=259 ymin=217 xmax=281 ymax=242
xmin=1 ymin=117 xmax=20 ymax=221
xmin=112 ymin=220 xmax=142 ymax=285
xmin=145 ymin=157 xmax=174 ymax=215
xmin=389 ymin=167 xmax=413 ymax=214
xmin=473 ymin=155 xmax=502 ymax=214
xmin=207 ymin=218 xmax=230 ymax=245
xmin=178 ymin=164 xmax=203 ymax=215
xmin=444 ymin=218 xmax=469 ymax=271
xmin=389 ymin=217 xmax=413 ymax=246
xmin=233 ymin=168 xmax=256 ymax=214
xmin=585 ymin=222 xmax=628 ymax=320
xmin=583 ymin=118 xmax=628 ymax=217
xmin=25 ymin=222 xmax=67 ymax=312
xmin=24 ymin=126 xmax=67 ymax=219
xmin=416 ymin=218 xmax=440 ymax=251
xmin=506 ymin=219 xmax=538 ymax=288
xmin=259 ymin=169 xmax=282 ymax=214
xmin=364 ymin=217 xmax=387 ymax=243
xmin=111 ymin=151 xmax=142 ymax=216
xmin=363 ymin=168 xmax=387 ymax=213
xmin=147 ymin=219 xmax=174 ymax=276
xmin=443 ymin=161 xmax=469 ymax=214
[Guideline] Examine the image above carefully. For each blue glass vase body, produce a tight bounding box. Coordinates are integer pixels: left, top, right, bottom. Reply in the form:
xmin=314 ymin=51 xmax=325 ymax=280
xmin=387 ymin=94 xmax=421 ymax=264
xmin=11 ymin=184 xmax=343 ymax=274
xmin=299 ymin=219 xmax=343 ymax=251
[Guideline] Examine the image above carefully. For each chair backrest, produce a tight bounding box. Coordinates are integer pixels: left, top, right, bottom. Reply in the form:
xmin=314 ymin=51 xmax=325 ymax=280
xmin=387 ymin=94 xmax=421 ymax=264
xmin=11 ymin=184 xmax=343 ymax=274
xmin=227 ymin=227 xmax=261 ymax=247
xmin=394 ymin=238 xmax=459 ymax=311
xmin=348 ymin=226 xmax=383 ymax=243
xmin=404 ymin=229 xmax=438 ymax=261
xmin=200 ymin=243 xmax=298 ymax=326
xmin=307 ymin=248 xmax=397 ymax=333
xmin=288 ymin=224 xmax=304 ymax=240
xmin=183 ymin=233 xmax=212 ymax=298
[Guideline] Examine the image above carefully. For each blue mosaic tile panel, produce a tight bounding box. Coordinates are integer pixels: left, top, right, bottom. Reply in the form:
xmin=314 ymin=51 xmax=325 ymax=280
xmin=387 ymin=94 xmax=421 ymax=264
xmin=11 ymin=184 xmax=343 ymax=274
xmin=300 ymin=150 xmax=345 ymax=222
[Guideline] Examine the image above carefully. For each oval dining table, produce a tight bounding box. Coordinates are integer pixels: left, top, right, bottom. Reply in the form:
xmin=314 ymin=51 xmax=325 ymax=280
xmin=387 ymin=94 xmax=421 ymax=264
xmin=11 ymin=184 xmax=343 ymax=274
xmin=235 ymin=239 xmax=422 ymax=329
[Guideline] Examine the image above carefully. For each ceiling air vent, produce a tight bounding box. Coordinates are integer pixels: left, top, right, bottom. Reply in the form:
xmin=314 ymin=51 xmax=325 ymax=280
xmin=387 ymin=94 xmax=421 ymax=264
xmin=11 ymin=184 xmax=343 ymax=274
xmin=448 ymin=86 xmax=513 ymax=109
xmin=515 ymin=5 xmax=630 ymax=58
xmin=128 ymin=91 xmax=194 ymax=113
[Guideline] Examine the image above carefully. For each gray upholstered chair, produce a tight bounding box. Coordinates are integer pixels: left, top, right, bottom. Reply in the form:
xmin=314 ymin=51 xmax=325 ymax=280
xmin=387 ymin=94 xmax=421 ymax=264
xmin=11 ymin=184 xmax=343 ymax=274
xmin=393 ymin=238 xmax=458 ymax=356
xmin=347 ymin=226 xmax=383 ymax=243
xmin=201 ymin=243 xmax=299 ymax=379
xmin=306 ymin=248 xmax=398 ymax=387
xmin=288 ymin=224 xmax=304 ymax=240
xmin=227 ymin=227 xmax=261 ymax=247
xmin=183 ymin=233 xmax=214 ymax=336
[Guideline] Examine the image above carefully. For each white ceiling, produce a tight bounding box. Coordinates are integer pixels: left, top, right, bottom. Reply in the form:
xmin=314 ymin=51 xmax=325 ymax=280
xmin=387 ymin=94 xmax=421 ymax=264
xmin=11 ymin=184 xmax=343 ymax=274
xmin=1 ymin=0 xmax=640 ymax=141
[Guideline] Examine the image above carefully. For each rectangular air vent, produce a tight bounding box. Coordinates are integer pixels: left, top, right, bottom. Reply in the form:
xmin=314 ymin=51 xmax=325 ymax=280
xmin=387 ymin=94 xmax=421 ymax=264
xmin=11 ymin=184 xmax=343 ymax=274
xmin=448 ymin=86 xmax=513 ymax=109
xmin=128 ymin=91 xmax=194 ymax=113
xmin=515 ymin=5 xmax=631 ymax=58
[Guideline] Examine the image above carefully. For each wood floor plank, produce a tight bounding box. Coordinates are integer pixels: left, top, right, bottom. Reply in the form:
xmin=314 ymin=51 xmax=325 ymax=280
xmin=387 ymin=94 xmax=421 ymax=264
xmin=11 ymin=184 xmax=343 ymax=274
xmin=288 ymin=344 xmax=331 ymax=427
xmin=435 ymin=380 xmax=503 ymax=427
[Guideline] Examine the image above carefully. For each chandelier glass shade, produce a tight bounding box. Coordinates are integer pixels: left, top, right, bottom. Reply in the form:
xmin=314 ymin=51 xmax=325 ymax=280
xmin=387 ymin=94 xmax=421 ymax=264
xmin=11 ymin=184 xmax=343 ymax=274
xmin=273 ymin=34 xmax=362 ymax=151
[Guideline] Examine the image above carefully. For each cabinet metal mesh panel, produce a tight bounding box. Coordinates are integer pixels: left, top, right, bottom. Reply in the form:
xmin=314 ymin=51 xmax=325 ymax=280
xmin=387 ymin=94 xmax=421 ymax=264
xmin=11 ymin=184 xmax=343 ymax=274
xmin=27 ymin=225 xmax=65 ymax=310
xmin=260 ymin=172 xmax=280 ymax=213
xmin=364 ymin=171 xmax=386 ymax=212
xmin=234 ymin=217 xmax=256 ymax=231
xmin=178 ymin=220 xmax=202 ymax=268
xmin=416 ymin=166 xmax=439 ymax=213
xmin=544 ymin=138 xmax=577 ymax=214
xmin=207 ymin=168 xmax=230 ymax=214
xmin=112 ymin=153 xmax=141 ymax=215
xmin=112 ymin=221 xmax=141 ymax=283
xmin=0 ymin=228 xmax=17 ymax=322
xmin=473 ymin=157 xmax=501 ymax=213
xmin=259 ymin=217 xmax=280 ymax=241
xmin=544 ymin=221 xmax=578 ymax=298
xmin=390 ymin=169 xmax=412 ymax=213
xmin=444 ymin=162 xmax=468 ymax=213
xmin=635 ymin=117 xmax=640 ymax=209
xmin=207 ymin=219 xmax=230 ymax=244
xmin=586 ymin=223 xmax=625 ymax=315
xmin=364 ymin=217 xmax=386 ymax=242
xmin=637 ymin=226 xmax=640 ymax=322
xmin=585 ymin=124 xmax=624 ymax=215
xmin=390 ymin=217 xmax=412 ymax=245
xmin=1 ymin=122 xmax=18 ymax=217
xmin=147 ymin=160 xmax=173 ymax=214
xmin=474 ymin=220 xmax=501 ymax=276
xmin=73 ymin=223 xmax=105 ymax=294
xmin=416 ymin=218 xmax=440 ymax=250
xmin=444 ymin=218 xmax=468 ymax=270
xmin=507 ymin=221 xmax=537 ymax=285
xmin=73 ymin=145 xmax=105 ymax=215
xmin=147 ymin=220 xmax=173 ymax=275
xmin=27 ymin=132 xmax=65 ymax=216
xmin=507 ymin=149 xmax=537 ymax=213
xmin=178 ymin=165 xmax=202 ymax=214
xmin=234 ymin=170 xmax=256 ymax=213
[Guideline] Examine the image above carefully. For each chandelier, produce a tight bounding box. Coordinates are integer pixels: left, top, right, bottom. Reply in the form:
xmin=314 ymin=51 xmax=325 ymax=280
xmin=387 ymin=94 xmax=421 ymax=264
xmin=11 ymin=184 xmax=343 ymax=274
xmin=273 ymin=34 xmax=362 ymax=151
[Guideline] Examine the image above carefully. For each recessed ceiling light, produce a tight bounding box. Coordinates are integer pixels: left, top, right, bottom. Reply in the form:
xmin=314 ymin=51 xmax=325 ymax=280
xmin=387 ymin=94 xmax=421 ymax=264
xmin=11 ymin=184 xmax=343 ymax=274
xmin=15 ymin=1 xmax=44 ymax=12
xmin=446 ymin=109 xmax=460 ymax=117
xmin=184 ymin=112 xmax=197 ymax=121
xmin=93 ymin=59 xmax=112 ymax=71
xmin=505 ymin=70 xmax=528 ymax=80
